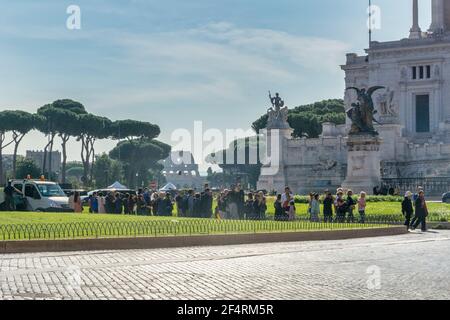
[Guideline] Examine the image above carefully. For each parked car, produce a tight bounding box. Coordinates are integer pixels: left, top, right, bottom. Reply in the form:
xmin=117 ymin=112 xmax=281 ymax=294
xmin=0 ymin=179 xmax=73 ymax=212
xmin=443 ymin=192 xmax=450 ymax=203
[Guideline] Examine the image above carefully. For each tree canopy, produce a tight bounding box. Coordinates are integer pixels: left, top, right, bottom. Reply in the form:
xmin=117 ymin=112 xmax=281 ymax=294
xmin=252 ymin=99 xmax=345 ymax=138
xmin=109 ymin=138 xmax=171 ymax=188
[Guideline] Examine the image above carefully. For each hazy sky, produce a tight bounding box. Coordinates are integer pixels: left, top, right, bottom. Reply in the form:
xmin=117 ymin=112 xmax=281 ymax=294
xmin=0 ymin=0 xmax=432 ymax=170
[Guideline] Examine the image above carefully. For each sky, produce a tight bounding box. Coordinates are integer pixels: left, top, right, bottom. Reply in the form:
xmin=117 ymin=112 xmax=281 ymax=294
xmin=0 ymin=0 xmax=432 ymax=172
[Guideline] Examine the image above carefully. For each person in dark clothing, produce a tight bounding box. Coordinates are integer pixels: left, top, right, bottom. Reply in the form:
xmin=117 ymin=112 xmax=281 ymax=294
xmin=412 ymin=191 xmax=428 ymax=232
xmin=105 ymin=192 xmax=115 ymax=214
xmin=323 ymin=192 xmax=334 ymax=223
xmin=244 ymin=193 xmax=255 ymax=220
xmin=236 ymin=184 xmax=245 ymax=219
xmin=175 ymin=193 xmax=184 ymax=217
xmin=252 ymin=193 xmax=264 ymax=220
xmin=123 ymin=194 xmax=130 ymax=214
xmin=3 ymin=181 xmax=21 ymax=211
xmin=129 ymin=195 xmax=137 ymax=214
xmin=274 ymin=194 xmax=286 ymax=221
xmin=193 ymin=193 xmax=202 ymax=218
xmin=401 ymin=191 xmax=414 ymax=230
xmin=335 ymin=190 xmax=346 ymax=223
xmin=161 ymin=193 xmax=173 ymax=216
xmin=114 ymin=193 xmax=123 ymax=214
xmin=136 ymin=195 xmax=148 ymax=215
xmin=201 ymin=189 xmax=213 ymax=218
xmin=345 ymin=190 xmax=356 ymax=223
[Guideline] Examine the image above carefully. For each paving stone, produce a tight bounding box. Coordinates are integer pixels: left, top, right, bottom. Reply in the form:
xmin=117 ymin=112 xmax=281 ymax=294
xmin=0 ymin=231 xmax=449 ymax=299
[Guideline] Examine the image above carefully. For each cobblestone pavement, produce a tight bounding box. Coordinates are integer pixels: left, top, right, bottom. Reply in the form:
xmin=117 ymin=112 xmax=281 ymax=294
xmin=1 ymin=230 xmax=450 ymax=300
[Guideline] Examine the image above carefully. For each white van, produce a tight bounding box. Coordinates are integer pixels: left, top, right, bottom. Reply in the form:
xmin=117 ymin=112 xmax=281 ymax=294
xmin=0 ymin=179 xmax=73 ymax=212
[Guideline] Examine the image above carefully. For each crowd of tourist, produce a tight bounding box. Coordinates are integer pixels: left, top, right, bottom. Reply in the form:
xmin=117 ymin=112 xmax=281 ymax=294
xmin=3 ymin=179 xmax=427 ymax=231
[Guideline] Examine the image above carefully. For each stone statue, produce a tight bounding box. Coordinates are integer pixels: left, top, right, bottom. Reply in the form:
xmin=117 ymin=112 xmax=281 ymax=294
xmin=266 ymin=91 xmax=290 ymax=129
xmin=346 ymin=86 xmax=385 ymax=135
xmin=377 ymin=87 xmax=397 ymax=117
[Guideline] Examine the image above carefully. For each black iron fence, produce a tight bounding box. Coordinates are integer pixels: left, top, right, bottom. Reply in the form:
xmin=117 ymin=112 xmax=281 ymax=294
xmin=0 ymin=217 xmax=398 ymax=241
xmin=382 ymin=177 xmax=450 ymax=196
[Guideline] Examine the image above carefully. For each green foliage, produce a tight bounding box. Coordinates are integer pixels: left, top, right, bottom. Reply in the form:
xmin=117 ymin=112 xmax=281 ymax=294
xmin=109 ymin=138 xmax=171 ymax=188
xmin=205 ymin=137 xmax=264 ymax=188
xmin=52 ymin=99 xmax=87 ymax=115
xmin=252 ymin=99 xmax=345 ymax=138
xmin=110 ymin=120 xmax=160 ymax=140
xmin=93 ymin=153 xmax=124 ymax=188
xmin=15 ymin=158 xmax=41 ymax=180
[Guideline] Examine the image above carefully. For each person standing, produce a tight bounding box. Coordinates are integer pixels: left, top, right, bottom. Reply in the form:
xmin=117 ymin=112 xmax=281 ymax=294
xmin=151 ymin=193 xmax=159 ymax=216
xmin=3 ymin=181 xmax=21 ymax=211
xmin=323 ymin=191 xmax=334 ymax=223
xmin=187 ymin=189 xmax=195 ymax=217
xmin=345 ymin=190 xmax=356 ymax=223
xmin=274 ymin=194 xmax=285 ymax=221
xmin=202 ymin=188 xmax=213 ymax=218
xmin=71 ymin=191 xmax=83 ymax=213
xmin=335 ymin=190 xmax=346 ymax=223
xmin=236 ymin=184 xmax=245 ymax=219
xmin=402 ymin=191 xmax=414 ymax=231
xmin=244 ymin=193 xmax=255 ymax=220
xmin=281 ymin=187 xmax=293 ymax=210
xmin=193 ymin=193 xmax=202 ymax=218
xmin=310 ymin=193 xmax=320 ymax=222
xmin=175 ymin=192 xmax=183 ymax=217
xmin=114 ymin=193 xmax=123 ymax=214
xmin=97 ymin=193 xmax=106 ymax=214
xmin=410 ymin=186 xmax=424 ymax=227
xmin=258 ymin=191 xmax=267 ymax=220
xmin=412 ymin=190 xmax=428 ymax=232
xmin=227 ymin=186 xmax=240 ymax=220
xmin=90 ymin=192 xmax=99 ymax=213
xmin=357 ymin=191 xmax=367 ymax=223
xmin=161 ymin=192 xmax=173 ymax=216
xmin=217 ymin=191 xmax=228 ymax=219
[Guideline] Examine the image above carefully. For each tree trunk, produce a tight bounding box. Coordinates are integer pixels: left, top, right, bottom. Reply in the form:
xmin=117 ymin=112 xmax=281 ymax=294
xmin=60 ymin=134 xmax=69 ymax=184
xmin=0 ymin=140 xmax=3 ymax=186
xmin=80 ymin=137 xmax=89 ymax=188
xmin=0 ymin=132 xmax=14 ymax=185
xmin=89 ymin=138 xmax=96 ymax=185
xmin=12 ymin=132 xmax=25 ymax=179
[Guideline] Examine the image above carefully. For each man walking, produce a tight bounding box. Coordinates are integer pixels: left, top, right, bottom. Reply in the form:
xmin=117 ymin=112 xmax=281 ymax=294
xmin=412 ymin=190 xmax=428 ymax=232
xmin=402 ymin=191 xmax=414 ymax=231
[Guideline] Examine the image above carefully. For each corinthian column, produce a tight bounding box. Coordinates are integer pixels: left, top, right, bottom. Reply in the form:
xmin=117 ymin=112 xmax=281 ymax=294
xmin=429 ymin=0 xmax=445 ymax=33
xmin=409 ymin=0 xmax=422 ymax=39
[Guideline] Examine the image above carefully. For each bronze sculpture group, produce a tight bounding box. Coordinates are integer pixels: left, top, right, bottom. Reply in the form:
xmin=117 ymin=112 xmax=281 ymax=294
xmin=346 ymin=86 xmax=385 ymax=135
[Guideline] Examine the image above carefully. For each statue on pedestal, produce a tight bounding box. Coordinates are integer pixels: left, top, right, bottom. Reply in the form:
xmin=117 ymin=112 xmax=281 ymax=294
xmin=346 ymin=86 xmax=385 ymax=135
xmin=267 ymin=91 xmax=290 ymax=129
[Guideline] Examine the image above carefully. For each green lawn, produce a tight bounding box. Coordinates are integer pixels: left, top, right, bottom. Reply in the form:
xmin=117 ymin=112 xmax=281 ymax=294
xmin=0 ymin=200 xmax=449 ymax=225
xmin=0 ymin=199 xmax=448 ymax=240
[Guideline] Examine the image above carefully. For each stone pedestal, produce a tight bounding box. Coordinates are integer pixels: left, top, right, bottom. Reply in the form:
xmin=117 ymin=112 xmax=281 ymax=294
xmin=342 ymin=134 xmax=383 ymax=194
xmin=257 ymin=127 xmax=293 ymax=193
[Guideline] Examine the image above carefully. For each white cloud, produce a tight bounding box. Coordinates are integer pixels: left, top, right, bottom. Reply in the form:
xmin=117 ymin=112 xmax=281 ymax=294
xmin=91 ymin=22 xmax=350 ymax=109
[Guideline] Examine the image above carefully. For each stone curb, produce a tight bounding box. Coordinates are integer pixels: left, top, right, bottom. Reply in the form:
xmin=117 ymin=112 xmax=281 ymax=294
xmin=0 ymin=226 xmax=407 ymax=254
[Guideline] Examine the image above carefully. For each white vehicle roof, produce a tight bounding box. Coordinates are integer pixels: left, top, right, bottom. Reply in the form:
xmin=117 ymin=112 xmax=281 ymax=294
xmin=12 ymin=179 xmax=58 ymax=185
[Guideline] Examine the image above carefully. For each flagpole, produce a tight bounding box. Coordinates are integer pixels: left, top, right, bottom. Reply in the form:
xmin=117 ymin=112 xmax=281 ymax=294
xmin=369 ymin=0 xmax=372 ymax=46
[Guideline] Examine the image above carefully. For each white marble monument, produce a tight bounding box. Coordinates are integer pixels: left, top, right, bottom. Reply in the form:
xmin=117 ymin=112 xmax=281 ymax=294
xmin=257 ymin=0 xmax=450 ymax=195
